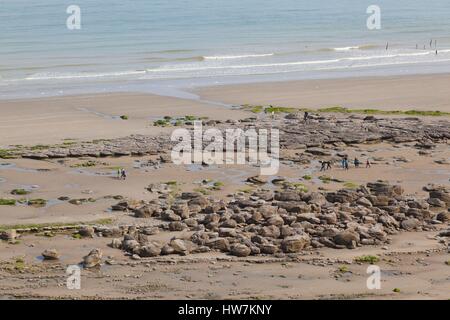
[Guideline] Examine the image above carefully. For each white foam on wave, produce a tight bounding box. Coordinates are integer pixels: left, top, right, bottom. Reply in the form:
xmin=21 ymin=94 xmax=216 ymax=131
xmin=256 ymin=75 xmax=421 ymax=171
xmin=203 ymin=53 xmax=274 ymax=60
xmin=146 ymin=49 xmax=449 ymax=74
xmin=333 ymin=46 xmax=360 ymax=51
xmin=4 ymin=48 xmax=450 ymax=83
xmin=24 ymin=70 xmax=146 ymax=81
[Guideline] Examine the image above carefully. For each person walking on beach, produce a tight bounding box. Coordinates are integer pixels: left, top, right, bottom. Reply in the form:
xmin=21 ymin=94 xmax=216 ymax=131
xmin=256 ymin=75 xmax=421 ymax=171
xmin=320 ymin=161 xmax=332 ymax=171
xmin=320 ymin=161 xmax=326 ymax=172
xmin=354 ymin=157 xmax=360 ymax=168
xmin=120 ymin=168 xmax=127 ymax=180
xmin=366 ymin=159 xmax=371 ymax=168
xmin=117 ymin=168 xmax=121 ymax=179
xmin=342 ymin=156 xmax=349 ymax=170
xmin=304 ymin=111 xmax=309 ymax=123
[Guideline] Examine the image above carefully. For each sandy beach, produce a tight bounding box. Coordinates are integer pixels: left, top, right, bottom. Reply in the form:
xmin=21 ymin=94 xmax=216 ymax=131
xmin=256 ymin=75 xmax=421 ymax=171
xmin=0 ymin=74 xmax=449 ymax=300
xmin=195 ymin=73 xmax=450 ymax=112
xmin=2 ymin=73 xmax=450 ymax=147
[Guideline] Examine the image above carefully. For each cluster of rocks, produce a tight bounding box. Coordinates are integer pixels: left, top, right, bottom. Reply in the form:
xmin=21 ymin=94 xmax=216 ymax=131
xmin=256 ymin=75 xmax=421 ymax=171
xmin=279 ymin=114 xmax=449 ymax=149
xmin=7 ymin=113 xmax=448 ymax=161
xmin=107 ymin=180 xmax=449 ymax=259
xmin=16 ymin=135 xmax=170 ymax=160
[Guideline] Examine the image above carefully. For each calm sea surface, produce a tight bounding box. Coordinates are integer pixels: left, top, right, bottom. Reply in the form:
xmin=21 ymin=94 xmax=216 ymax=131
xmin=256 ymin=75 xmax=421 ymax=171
xmin=1 ymin=0 xmax=450 ymax=99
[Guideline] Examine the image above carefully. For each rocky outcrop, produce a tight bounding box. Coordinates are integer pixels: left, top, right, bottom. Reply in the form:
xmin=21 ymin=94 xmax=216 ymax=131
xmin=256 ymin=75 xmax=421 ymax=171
xmin=108 ymin=180 xmax=447 ymax=259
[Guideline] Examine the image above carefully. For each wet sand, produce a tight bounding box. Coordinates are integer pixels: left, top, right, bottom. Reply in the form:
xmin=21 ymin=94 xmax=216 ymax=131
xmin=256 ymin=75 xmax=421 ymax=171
xmin=195 ymin=73 xmax=450 ymax=112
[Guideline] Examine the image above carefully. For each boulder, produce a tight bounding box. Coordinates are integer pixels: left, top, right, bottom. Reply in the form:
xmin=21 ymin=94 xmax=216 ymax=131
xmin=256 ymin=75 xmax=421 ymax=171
xmin=333 ymin=231 xmax=360 ymax=249
xmin=138 ymin=244 xmax=161 ymax=257
xmin=122 ymin=239 xmax=140 ymax=252
xmin=110 ymin=238 xmax=122 ymax=249
xmin=134 ymin=205 xmax=160 ymax=218
xmin=161 ymin=210 xmax=182 ymax=221
xmin=78 ymin=226 xmax=95 ymax=238
xmin=83 ymin=248 xmax=102 ymax=268
xmin=206 ymin=238 xmax=230 ymax=252
xmin=188 ymin=196 xmax=210 ymax=208
xmin=171 ymin=202 xmax=190 ymax=219
xmin=218 ymin=228 xmax=237 ymax=238
xmin=259 ymin=243 xmax=278 ymax=254
xmin=230 ymin=244 xmax=251 ymax=257
xmin=275 ymin=191 xmax=301 ymax=202
xmin=168 ymin=221 xmax=187 ymax=231
xmin=429 ymin=190 xmax=450 ymax=206
xmin=356 ymin=197 xmax=373 ymax=208
xmin=281 ymin=234 xmax=311 ymax=253
xmin=259 ymin=225 xmax=280 ymax=238
xmin=427 ymin=198 xmax=446 ymax=208
xmin=266 ymin=215 xmax=285 ymax=227
xmin=247 ymin=176 xmax=268 ymax=184
xmin=169 ymin=239 xmax=188 ymax=254
xmin=401 ymin=218 xmax=420 ymax=231
xmin=436 ymin=211 xmax=450 ymax=222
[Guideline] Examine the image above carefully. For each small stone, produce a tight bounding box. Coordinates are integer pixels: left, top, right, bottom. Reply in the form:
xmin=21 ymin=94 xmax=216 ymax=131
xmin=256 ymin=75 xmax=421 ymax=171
xmin=78 ymin=226 xmax=95 ymax=238
xmin=0 ymin=229 xmax=17 ymax=241
xmin=42 ymin=249 xmax=60 ymax=260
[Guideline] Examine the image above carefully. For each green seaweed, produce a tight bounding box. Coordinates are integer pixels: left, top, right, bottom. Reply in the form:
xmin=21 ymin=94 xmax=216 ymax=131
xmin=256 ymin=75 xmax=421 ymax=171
xmin=0 ymin=199 xmax=16 ymax=206
xmin=11 ymin=189 xmax=31 ymax=195
xmin=354 ymin=255 xmax=380 ymax=264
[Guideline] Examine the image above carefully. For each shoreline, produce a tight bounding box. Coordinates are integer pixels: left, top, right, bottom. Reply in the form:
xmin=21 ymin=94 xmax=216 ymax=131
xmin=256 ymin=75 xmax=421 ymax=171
xmin=193 ymin=72 xmax=450 ymax=112
xmin=2 ymin=72 xmax=450 ymax=147
xmin=1 ymin=71 xmax=450 ymax=105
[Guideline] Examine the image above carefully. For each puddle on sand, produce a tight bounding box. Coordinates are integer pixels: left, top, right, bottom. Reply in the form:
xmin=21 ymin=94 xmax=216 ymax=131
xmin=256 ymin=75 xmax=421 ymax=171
xmin=0 ymin=162 xmax=40 ymax=173
xmin=15 ymin=198 xmax=63 ymax=209
xmin=70 ymin=168 xmax=116 ymax=177
xmin=45 ymin=199 xmax=64 ymax=208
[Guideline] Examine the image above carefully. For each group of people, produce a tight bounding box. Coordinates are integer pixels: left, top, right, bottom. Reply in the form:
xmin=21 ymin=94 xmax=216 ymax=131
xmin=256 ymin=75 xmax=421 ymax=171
xmin=117 ymin=168 xmax=127 ymax=180
xmin=319 ymin=156 xmax=371 ymax=171
xmin=342 ymin=156 xmax=371 ymax=170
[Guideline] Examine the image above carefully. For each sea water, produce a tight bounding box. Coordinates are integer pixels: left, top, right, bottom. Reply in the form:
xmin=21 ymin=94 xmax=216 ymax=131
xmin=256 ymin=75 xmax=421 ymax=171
xmin=1 ymin=0 xmax=450 ymax=99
